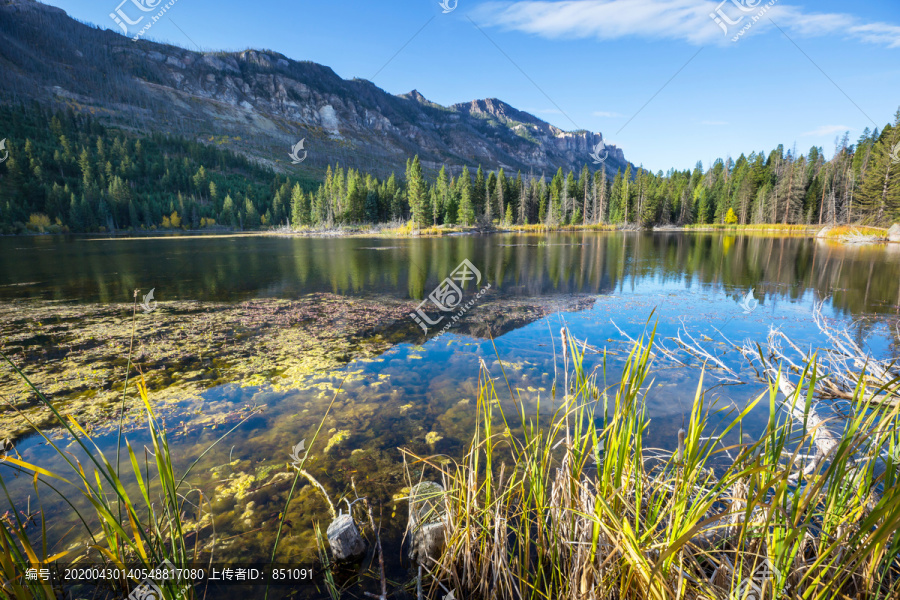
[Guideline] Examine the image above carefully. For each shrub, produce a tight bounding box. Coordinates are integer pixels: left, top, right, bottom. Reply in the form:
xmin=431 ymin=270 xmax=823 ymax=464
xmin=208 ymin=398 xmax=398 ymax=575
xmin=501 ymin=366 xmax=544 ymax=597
xmin=724 ymin=208 xmax=738 ymax=225
xmin=26 ymin=213 xmax=51 ymax=232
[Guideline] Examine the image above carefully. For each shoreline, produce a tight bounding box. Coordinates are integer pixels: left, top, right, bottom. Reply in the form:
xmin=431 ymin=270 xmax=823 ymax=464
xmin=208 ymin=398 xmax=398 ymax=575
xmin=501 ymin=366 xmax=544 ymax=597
xmin=3 ymin=222 xmax=898 ymax=244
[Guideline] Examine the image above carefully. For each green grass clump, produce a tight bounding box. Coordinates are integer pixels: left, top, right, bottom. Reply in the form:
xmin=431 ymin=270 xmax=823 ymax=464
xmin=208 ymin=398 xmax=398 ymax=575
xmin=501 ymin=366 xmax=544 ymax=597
xmin=0 ymin=366 xmax=208 ymax=600
xmin=418 ymin=329 xmax=900 ymax=600
xmin=0 ymin=298 xmax=252 ymax=600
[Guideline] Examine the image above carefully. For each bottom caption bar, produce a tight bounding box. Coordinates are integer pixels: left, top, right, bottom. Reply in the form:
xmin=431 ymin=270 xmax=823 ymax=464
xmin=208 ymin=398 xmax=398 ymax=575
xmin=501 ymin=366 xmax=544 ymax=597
xmin=43 ymin=563 xmax=319 ymax=587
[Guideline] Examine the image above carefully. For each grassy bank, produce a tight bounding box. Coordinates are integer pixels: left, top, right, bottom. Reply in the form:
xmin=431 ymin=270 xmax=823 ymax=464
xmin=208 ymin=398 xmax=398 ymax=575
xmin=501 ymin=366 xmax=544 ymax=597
xmin=38 ymin=222 xmax=892 ymax=240
xmin=818 ymin=225 xmax=890 ymax=243
xmin=680 ymin=223 xmax=818 ymax=233
xmin=290 ymin=221 xmax=621 ymax=237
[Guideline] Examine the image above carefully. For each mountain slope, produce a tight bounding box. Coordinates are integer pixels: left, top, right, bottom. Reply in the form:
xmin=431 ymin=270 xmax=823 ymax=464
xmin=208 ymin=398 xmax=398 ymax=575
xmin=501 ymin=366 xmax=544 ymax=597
xmin=0 ymin=0 xmax=629 ymax=177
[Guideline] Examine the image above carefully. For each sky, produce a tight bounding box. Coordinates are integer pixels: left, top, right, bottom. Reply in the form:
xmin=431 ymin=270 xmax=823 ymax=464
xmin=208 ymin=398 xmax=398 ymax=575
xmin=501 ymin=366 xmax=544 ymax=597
xmin=43 ymin=0 xmax=900 ymax=172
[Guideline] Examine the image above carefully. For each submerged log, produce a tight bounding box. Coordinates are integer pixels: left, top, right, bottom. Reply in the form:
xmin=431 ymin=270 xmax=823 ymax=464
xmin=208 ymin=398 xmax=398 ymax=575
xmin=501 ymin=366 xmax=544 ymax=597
xmin=327 ymin=513 xmax=366 ymax=560
xmin=407 ymin=481 xmax=447 ymax=566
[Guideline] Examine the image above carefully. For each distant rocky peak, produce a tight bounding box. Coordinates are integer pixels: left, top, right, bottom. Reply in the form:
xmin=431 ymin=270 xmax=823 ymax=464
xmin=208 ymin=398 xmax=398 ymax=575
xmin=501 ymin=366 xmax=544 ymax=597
xmin=401 ymin=89 xmax=431 ymax=104
xmin=454 ymin=98 xmax=545 ymax=128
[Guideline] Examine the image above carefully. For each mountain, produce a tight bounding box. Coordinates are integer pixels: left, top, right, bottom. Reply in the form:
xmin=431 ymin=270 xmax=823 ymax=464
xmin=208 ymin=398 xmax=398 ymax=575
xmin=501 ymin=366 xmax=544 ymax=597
xmin=0 ymin=0 xmax=629 ymax=177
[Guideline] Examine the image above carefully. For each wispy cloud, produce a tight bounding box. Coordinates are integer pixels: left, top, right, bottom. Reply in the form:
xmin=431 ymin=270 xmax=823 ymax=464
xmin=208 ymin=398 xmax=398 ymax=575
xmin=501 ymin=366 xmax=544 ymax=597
xmin=802 ymin=125 xmax=852 ymax=137
xmin=701 ymin=120 xmax=729 ymax=126
xmin=593 ymin=110 xmax=624 ymax=117
xmin=473 ymin=1 xmax=900 ymax=47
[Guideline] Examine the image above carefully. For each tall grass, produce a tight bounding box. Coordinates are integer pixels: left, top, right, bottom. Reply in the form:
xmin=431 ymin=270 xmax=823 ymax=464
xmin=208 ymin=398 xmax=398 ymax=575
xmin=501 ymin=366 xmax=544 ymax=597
xmin=417 ymin=329 xmax=900 ymax=599
xmin=0 ymin=365 xmax=211 ymax=599
xmin=0 ymin=299 xmax=260 ymax=599
xmin=820 ymin=225 xmax=888 ymax=242
xmin=1 ymin=325 xmax=342 ymax=600
xmin=683 ymin=223 xmax=817 ymax=233
xmin=507 ymin=223 xmax=620 ymax=233
xmin=5 ymin=308 xmax=900 ymax=599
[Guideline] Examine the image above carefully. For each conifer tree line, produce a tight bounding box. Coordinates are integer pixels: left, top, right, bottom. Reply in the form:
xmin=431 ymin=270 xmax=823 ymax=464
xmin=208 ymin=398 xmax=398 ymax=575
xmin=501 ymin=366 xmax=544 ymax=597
xmin=0 ymin=104 xmax=317 ymax=233
xmin=3 ymin=103 xmax=899 ymax=233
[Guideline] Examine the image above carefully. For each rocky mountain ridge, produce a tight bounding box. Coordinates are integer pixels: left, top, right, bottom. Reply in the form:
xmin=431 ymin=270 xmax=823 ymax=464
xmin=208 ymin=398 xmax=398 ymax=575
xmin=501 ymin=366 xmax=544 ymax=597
xmin=0 ymin=0 xmax=629 ymax=177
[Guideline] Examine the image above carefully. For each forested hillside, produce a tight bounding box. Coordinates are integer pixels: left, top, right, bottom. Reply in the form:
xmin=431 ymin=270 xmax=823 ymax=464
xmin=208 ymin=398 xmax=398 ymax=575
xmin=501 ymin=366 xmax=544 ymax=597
xmin=290 ymin=111 xmax=900 ymax=229
xmin=0 ymin=104 xmax=317 ymax=233
xmin=0 ymin=0 xmax=627 ymax=181
xmin=1 ymin=103 xmax=898 ymax=233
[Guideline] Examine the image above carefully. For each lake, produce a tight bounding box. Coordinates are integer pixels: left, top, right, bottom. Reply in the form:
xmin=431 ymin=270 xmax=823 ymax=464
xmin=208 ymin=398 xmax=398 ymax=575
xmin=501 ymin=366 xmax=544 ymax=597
xmin=1 ymin=231 xmax=899 ymax=598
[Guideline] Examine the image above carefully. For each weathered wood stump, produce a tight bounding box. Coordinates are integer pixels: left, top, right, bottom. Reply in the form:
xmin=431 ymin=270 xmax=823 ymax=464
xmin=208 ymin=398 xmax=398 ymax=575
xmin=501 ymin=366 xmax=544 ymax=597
xmin=407 ymin=481 xmax=447 ymax=566
xmin=327 ymin=513 xmax=366 ymax=560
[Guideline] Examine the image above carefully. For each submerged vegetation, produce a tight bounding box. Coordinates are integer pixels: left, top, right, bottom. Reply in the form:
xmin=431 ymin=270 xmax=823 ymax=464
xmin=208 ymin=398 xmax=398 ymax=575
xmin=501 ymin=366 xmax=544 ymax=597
xmin=412 ymin=328 xmax=900 ymax=600
xmin=3 ymin=302 xmax=900 ymax=598
xmin=0 ymin=294 xmax=413 ymax=443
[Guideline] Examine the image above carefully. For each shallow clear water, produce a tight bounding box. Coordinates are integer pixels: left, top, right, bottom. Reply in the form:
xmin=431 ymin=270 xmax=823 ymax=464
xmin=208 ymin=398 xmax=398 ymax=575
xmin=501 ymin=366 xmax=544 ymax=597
xmin=1 ymin=231 xmax=898 ymax=598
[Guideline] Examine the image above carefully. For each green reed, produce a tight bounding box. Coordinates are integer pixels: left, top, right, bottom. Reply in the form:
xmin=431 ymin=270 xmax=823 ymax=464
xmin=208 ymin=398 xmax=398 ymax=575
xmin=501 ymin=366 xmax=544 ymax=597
xmin=421 ymin=329 xmax=900 ymax=600
xmin=0 ymin=299 xmax=258 ymax=599
xmin=1 ymin=328 xmax=341 ymax=600
xmin=4 ymin=309 xmax=900 ymax=600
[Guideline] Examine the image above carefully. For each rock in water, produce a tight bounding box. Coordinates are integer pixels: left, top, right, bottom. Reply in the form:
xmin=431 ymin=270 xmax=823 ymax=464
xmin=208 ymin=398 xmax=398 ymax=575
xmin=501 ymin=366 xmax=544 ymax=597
xmin=888 ymin=223 xmax=900 ymax=242
xmin=326 ymin=513 xmax=366 ymax=560
xmin=816 ymin=225 xmax=833 ymax=239
xmin=407 ymin=481 xmax=447 ymax=566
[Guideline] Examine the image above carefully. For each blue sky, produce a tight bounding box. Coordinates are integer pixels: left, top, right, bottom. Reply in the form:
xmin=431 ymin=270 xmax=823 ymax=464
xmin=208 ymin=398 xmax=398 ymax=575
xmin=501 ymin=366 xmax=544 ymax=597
xmin=45 ymin=0 xmax=900 ymax=172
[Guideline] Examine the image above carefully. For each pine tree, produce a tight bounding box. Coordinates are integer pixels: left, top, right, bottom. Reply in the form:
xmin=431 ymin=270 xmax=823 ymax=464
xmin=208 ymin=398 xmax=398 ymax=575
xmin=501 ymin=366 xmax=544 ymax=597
xmin=222 ymin=194 xmax=235 ymax=227
xmin=497 ymin=168 xmax=506 ymax=224
xmin=609 ymin=169 xmax=624 ymax=224
xmin=474 ymin=166 xmax=486 ymax=216
xmin=406 ymin=155 xmax=427 ymax=228
xmin=243 ymin=197 xmax=258 ymax=228
xmin=457 ymin=166 xmax=474 ymax=226
xmin=436 ymin=166 xmax=450 ymax=225
xmin=518 ymin=175 xmax=527 ymax=225
xmin=857 ymin=112 xmax=900 ymax=223
xmin=365 ymin=190 xmax=380 ymax=223
xmin=429 ymin=186 xmax=439 ymax=226
xmin=290 ymin=183 xmax=305 ymax=228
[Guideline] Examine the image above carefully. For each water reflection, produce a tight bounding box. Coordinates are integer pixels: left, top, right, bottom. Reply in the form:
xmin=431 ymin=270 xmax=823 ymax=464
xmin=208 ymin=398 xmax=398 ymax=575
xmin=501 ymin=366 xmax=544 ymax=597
xmin=2 ymin=232 xmax=900 ymax=599
xmin=2 ymin=233 xmax=899 ymax=320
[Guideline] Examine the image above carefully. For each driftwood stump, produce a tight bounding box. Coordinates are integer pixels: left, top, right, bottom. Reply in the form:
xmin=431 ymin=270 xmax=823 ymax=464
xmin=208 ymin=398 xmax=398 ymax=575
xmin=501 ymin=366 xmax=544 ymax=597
xmin=407 ymin=481 xmax=447 ymax=566
xmin=327 ymin=513 xmax=366 ymax=560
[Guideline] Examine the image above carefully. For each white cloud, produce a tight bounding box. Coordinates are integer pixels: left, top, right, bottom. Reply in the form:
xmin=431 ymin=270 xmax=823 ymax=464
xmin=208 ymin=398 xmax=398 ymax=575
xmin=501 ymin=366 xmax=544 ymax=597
xmin=593 ymin=110 xmax=624 ymax=117
xmin=701 ymin=120 xmax=729 ymax=126
xmin=802 ymin=125 xmax=852 ymax=137
xmin=473 ymin=1 xmax=900 ymax=47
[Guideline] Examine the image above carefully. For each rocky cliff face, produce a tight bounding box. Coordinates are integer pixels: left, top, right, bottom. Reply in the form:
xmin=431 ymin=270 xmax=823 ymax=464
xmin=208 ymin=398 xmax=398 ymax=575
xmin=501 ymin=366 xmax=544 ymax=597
xmin=0 ymin=0 xmax=629 ymax=177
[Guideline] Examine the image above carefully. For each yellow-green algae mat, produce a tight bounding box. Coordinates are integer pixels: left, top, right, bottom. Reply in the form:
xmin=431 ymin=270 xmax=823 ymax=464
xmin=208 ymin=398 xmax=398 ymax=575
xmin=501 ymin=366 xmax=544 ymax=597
xmin=0 ymin=293 xmax=414 ymax=442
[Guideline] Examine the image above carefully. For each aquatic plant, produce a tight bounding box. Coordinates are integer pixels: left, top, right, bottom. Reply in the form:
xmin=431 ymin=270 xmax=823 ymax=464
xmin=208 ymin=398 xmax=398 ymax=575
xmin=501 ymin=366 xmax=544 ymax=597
xmin=5 ymin=296 xmax=900 ymax=600
xmin=0 ymin=297 xmax=261 ymax=599
xmin=409 ymin=327 xmax=900 ymax=599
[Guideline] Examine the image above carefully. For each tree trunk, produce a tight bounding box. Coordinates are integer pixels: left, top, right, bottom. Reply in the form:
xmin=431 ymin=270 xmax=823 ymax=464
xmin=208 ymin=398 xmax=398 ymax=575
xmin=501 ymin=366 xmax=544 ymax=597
xmin=327 ymin=513 xmax=366 ymax=560
xmin=407 ymin=482 xmax=447 ymax=567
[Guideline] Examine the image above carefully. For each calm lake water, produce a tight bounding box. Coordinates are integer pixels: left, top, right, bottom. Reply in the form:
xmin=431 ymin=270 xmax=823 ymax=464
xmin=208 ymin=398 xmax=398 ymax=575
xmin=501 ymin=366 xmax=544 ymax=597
xmin=1 ymin=231 xmax=899 ymax=598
